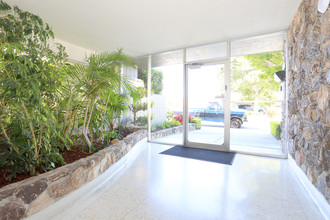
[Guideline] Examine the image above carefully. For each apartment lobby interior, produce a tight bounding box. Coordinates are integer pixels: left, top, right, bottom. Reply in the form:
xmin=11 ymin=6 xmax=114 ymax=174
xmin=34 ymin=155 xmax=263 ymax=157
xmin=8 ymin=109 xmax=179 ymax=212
xmin=1 ymin=0 xmax=330 ymax=219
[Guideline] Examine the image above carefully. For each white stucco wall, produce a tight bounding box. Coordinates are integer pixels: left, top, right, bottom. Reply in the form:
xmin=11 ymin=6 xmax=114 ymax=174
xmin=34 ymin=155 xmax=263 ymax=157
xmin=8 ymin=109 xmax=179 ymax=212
xmin=49 ymin=38 xmax=95 ymax=64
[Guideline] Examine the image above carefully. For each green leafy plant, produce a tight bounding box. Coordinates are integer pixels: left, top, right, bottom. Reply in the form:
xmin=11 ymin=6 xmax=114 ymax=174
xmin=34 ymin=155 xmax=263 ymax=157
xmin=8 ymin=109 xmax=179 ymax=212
xmin=71 ymin=50 xmax=137 ymax=150
xmin=117 ymin=117 xmax=132 ymax=130
xmin=136 ymin=114 xmax=154 ymax=126
xmin=169 ymin=120 xmax=181 ymax=127
xmin=138 ymin=68 xmax=163 ymax=94
xmin=136 ymin=116 xmax=148 ymax=126
xmin=129 ymin=88 xmax=154 ymax=125
xmin=102 ymin=91 xmax=128 ymax=133
xmin=0 ymin=2 xmax=67 ymax=177
xmin=190 ymin=118 xmax=202 ymax=129
xmin=129 ymin=102 xmax=147 ymax=125
xmin=228 ymin=52 xmax=282 ymax=112
xmin=155 ymin=123 xmax=166 ymax=130
xmin=163 ymin=121 xmax=172 ymax=128
xmin=151 ymin=120 xmax=181 ymax=132
xmin=166 ymin=110 xmax=175 ymax=122
xmin=103 ymin=130 xmax=122 ymax=143
xmin=163 ymin=120 xmax=180 ymax=128
xmin=0 ymin=1 xmax=139 ymax=181
xmin=270 ymin=121 xmax=281 ymax=140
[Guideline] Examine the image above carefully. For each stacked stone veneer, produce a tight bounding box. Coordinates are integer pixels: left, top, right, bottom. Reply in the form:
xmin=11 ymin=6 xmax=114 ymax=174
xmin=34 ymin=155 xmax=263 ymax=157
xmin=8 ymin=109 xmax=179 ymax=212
xmin=287 ymin=0 xmax=330 ymax=203
xmin=151 ymin=123 xmax=196 ymax=140
xmin=0 ymin=129 xmax=147 ymax=220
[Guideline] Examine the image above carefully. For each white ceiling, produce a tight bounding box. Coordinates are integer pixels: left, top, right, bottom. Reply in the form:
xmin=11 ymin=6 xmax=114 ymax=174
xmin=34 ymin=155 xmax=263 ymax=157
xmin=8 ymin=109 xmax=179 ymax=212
xmin=6 ymin=0 xmax=302 ymax=57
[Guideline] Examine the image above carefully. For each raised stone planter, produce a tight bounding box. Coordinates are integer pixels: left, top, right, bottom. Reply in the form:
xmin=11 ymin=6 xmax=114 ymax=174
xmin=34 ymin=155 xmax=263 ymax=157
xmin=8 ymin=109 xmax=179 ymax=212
xmin=151 ymin=123 xmax=196 ymax=140
xmin=0 ymin=124 xmax=198 ymax=219
xmin=0 ymin=129 xmax=147 ymax=220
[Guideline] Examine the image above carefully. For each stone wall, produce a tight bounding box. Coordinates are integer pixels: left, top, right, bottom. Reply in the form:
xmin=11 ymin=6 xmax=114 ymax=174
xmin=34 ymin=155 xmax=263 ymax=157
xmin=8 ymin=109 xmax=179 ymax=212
xmin=0 ymin=130 xmax=147 ymax=220
xmin=287 ymin=0 xmax=330 ymax=203
xmin=151 ymin=123 xmax=196 ymax=140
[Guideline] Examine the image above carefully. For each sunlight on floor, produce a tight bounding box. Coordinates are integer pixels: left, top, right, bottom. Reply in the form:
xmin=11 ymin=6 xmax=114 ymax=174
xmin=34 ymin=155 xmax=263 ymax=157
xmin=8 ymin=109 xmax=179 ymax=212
xmin=29 ymin=141 xmax=323 ymax=220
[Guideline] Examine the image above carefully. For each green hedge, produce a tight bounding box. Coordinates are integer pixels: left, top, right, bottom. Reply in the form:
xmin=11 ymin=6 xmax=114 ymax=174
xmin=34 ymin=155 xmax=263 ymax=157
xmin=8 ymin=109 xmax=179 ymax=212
xmin=151 ymin=120 xmax=181 ymax=131
xmin=270 ymin=121 xmax=281 ymax=140
xmin=191 ymin=118 xmax=202 ymax=129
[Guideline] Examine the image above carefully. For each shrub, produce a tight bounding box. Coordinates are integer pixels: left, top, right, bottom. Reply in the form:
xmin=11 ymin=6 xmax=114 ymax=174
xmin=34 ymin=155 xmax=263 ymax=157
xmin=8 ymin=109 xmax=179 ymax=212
xmin=270 ymin=121 xmax=281 ymax=140
xmin=0 ymin=1 xmax=139 ymax=180
xmin=136 ymin=114 xmax=154 ymax=126
xmin=191 ymin=118 xmax=202 ymax=129
xmin=170 ymin=120 xmax=181 ymax=127
xmin=129 ymin=89 xmax=154 ymax=126
xmin=173 ymin=113 xmax=193 ymax=125
xmin=163 ymin=120 xmax=181 ymax=128
xmin=155 ymin=123 xmax=165 ymax=130
xmin=166 ymin=111 xmax=175 ymax=121
xmin=163 ymin=121 xmax=172 ymax=128
xmin=0 ymin=2 xmax=68 ymax=177
xmin=138 ymin=69 xmax=163 ymax=94
xmin=136 ymin=116 xmax=148 ymax=126
xmin=151 ymin=120 xmax=181 ymax=132
xmin=267 ymin=108 xmax=279 ymax=118
xmin=103 ymin=130 xmax=122 ymax=143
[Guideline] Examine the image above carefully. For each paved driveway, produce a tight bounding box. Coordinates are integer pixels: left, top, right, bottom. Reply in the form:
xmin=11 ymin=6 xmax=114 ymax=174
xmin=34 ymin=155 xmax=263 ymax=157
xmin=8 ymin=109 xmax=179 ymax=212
xmin=153 ymin=115 xmax=280 ymax=150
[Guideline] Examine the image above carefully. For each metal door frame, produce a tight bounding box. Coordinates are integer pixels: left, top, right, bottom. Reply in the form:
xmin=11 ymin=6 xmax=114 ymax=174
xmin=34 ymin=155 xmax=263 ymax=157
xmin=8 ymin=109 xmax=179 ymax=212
xmin=145 ymin=37 xmax=287 ymax=158
xmin=183 ymin=58 xmax=231 ymax=152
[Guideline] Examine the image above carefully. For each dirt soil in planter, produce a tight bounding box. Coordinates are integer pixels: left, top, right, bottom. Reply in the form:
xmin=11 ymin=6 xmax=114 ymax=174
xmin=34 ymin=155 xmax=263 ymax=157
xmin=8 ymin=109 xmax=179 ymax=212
xmin=0 ymin=129 xmax=133 ymax=189
xmin=0 ymin=145 xmax=95 ymax=188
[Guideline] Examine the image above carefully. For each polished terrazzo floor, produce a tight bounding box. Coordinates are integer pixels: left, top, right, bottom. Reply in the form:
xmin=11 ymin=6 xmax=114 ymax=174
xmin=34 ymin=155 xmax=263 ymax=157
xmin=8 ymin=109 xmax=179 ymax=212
xmin=29 ymin=140 xmax=325 ymax=220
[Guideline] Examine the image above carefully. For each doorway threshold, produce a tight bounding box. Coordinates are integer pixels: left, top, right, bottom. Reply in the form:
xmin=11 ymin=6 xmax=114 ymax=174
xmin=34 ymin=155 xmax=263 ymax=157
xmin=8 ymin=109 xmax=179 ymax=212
xmin=231 ymin=145 xmax=286 ymax=159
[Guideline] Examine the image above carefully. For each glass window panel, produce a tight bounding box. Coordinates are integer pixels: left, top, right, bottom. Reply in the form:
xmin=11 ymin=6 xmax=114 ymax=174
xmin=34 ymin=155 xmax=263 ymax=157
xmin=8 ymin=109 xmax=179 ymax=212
xmin=187 ymin=64 xmax=225 ymax=145
xmin=150 ymin=64 xmax=184 ymax=145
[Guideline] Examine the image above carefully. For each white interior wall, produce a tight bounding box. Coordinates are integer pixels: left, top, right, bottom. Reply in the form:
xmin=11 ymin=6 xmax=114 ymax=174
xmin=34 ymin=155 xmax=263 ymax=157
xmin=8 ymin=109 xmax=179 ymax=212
xmin=49 ymin=38 xmax=95 ymax=63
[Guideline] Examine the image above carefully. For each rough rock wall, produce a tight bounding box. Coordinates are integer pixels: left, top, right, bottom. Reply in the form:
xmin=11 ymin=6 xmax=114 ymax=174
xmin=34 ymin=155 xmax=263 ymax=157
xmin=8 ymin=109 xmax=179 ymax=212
xmin=0 ymin=130 xmax=147 ymax=219
xmin=287 ymin=0 xmax=330 ymax=202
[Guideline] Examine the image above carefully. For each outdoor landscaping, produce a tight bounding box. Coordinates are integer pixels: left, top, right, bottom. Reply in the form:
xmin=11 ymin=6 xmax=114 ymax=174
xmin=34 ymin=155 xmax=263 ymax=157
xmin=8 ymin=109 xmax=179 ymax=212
xmin=0 ymin=2 xmax=139 ymax=187
xmin=151 ymin=113 xmax=201 ymax=132
xmin=270 ymin=121 xmax=281 ymax=140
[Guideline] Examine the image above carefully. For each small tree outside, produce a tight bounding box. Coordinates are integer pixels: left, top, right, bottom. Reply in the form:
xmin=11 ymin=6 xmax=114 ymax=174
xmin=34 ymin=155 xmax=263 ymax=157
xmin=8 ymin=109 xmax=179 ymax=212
xmin=229 ymin=51 xmax=283 ymax=112
xmin=138 ymin=68 xmax=163 ymax=94
xmin=128 ymin=87 xmax=154 ymax=126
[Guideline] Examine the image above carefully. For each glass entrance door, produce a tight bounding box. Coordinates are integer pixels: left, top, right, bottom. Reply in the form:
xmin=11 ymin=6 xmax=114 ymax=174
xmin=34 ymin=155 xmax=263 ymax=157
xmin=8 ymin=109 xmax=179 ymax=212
xmin=184 ymin=62 xmax=229 ymax=151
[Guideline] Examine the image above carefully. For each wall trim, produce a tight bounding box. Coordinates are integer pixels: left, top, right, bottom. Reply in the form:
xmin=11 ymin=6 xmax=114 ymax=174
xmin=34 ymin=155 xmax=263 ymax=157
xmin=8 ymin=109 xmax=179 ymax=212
xmin=288 ymin=155 xmax=330 ymax=220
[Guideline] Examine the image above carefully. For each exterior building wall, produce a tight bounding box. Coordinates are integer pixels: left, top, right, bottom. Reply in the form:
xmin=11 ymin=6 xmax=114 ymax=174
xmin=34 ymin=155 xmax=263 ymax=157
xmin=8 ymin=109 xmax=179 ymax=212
xmin=50 ymin=38 xmax=95 ymax=63
xmin=138 ymin=95 xmax=167 ymax=126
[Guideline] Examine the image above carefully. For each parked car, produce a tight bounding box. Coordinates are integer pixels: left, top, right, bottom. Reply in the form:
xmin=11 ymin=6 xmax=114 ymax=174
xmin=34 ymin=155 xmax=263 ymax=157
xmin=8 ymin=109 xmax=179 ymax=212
xmin=190 ymin=102 xmax=248 ymax=128
xmin=237 ymin=104 xmax=265 ymax=114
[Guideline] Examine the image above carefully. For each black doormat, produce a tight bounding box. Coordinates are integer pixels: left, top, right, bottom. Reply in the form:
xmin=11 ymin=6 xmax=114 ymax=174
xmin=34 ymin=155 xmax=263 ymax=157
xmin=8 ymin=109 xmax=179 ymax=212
xmin=160 ymin=146 xmax=236 ymax=165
